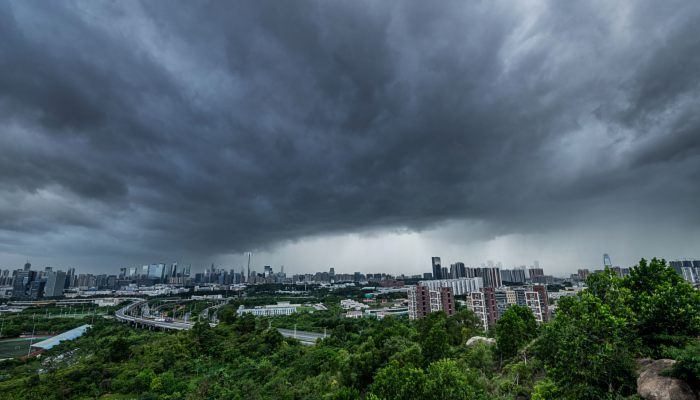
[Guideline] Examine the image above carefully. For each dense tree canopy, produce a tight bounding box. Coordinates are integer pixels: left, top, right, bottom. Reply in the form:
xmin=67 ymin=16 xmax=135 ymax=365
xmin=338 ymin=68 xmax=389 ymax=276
xmin=0 ymin=258 xmax=697 ymax=399
xmin=495 ymin=305 xmax=537 ymax=361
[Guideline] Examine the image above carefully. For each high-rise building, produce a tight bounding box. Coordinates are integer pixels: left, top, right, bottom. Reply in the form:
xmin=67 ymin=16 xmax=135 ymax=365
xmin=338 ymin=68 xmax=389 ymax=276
xmin=418 ymin=277 xmax=483 ymax=296
xmin=29 ymin=279 xmax=46 ymax=300
xmin=500 ymin=268 xmax=526 ymax=283
xmin=467 ymin=288 xmax=497 ymax=328
xmin=431 ymin=257 xmax=442 ymax=280
xmin=408 ymin=285 xmax=455 ymax=320
xmin=45 ymin=270 xmax=66 ymax=297
xmin=66 ymin=268 xmax=76 ymax=288
xmin=681 ymin=267 xmax=698 ymax=284
xmin=669 ymin=260 xmax=700 ymax=284
xmin=168 ymin=262 xmax=178 ymax=278
xmin=669 ymin=260 xmax=683 ymax=275
xmin=440 ymin=287 xmax=455 ymax=317
xmin=482 ymin=287 xmax=497 ymax=327
xmin=603 ymin=253 xmax=612 ymax=268
xmin=475 ymin=267 xmax=502 ymax=288
xmin=147 ymin=264 xmax=164 ymax=280
xmin=527 ymin=268 xmax=544 ymax=280
xmin=525 ymin=291 xmax=544 ymax=323
xmin=449 ymin=262 xmax=466 ymax=279
xmin=246 ymin=253 xmax=251 ymax=282
xmin=577 ymin=268 xmax=590 ymax=281
xmin=532 ymin=284 xmax=549 ymax=321
xmin=513 ymin=287 xmax=527 ymax=307
xmin=495 ymin=290 xmax=510 ymax=318
xmin=12 ymin=269 xmax=35 ymax=299
xmin=441 ymin=267 xmax=449 ymax=280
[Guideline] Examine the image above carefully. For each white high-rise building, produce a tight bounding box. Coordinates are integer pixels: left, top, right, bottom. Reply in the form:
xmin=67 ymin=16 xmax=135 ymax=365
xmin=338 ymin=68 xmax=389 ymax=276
xmin=418 ymin=277 xmax=483 ymax=296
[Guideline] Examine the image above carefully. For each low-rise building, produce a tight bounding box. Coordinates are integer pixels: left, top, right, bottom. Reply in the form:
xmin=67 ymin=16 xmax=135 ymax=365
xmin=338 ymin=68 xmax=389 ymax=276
xmin=340 ymin=299 xmax=369 ymax=310
xmin=237 ymin=302 xmax=299 ymax=317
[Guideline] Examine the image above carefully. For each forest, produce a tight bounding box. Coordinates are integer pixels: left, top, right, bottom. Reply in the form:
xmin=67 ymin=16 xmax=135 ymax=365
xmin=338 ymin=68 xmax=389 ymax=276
xmin=0 ymin=258 xmax=698 ymax=399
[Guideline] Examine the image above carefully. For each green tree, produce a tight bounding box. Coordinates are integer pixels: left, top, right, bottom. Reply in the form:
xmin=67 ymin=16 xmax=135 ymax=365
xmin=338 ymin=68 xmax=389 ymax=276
xmin=664 ymin=340 xmax=700 ymax=389
xmin=217 ymin=304 xmax=238 ymax=325
xmin=530 ymin=378 xmax=560 ymax=400
xmin=106 ymin=335 xmax=131 ymax=362
xmin=423 ymin=359 xmax=487 ymax=400
xmin=421 ymin=321 xmax=450 ymax=364
xmin=234 ymin=312 xmax=256 ymax=335
xmin=191 ymin=320 xmax=216 ymax=354
xmin=452 ymin=308 xmax=483 ymax=340
xmin=621 ymin=258 xmax=700 ymax=353
xmin=495 ymin=305 xmax=537 ymax=361
xmin=368 ymin=361 xmax=427 ymax=400
xmin=534 ymin=293 xmax=637 ymax=399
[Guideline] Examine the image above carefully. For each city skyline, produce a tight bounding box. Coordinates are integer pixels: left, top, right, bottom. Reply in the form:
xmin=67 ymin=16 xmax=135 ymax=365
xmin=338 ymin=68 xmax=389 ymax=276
xmin=3 ymin=253 xmax=699 ymax=280
xmin=2 ymin=2 xmax=700 ymax=274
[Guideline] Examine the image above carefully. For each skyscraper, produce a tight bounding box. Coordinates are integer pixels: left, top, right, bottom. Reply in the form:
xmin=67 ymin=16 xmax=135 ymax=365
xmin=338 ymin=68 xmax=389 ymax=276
xmin=45 ymin=270 xmax=66 ymax=297
xmin=12 ymin=269 xmax=33 ymax=299
xmin=431 ymin=257 xmax=442 ymax=280
xmin=603 ymin=253 xmax=612 ymax=268
xmin=247 ymin=252 xmax=251 ymax=282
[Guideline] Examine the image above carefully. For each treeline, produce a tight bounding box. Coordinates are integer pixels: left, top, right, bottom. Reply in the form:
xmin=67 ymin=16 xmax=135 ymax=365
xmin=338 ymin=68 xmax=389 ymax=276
xmin=0 ymin=258 xmax=697 ymax=399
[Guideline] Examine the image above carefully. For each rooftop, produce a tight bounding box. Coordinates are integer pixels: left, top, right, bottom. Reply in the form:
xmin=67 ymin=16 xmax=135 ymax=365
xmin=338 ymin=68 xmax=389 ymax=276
xmin=30 ymin=324 xmax=91 ymax=350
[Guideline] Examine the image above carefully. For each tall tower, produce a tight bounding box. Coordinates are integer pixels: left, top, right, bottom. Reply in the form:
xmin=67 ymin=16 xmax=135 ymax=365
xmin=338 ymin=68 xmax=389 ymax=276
xmin=246 ymin=252 xmax=251 ymax=282
xmin=603 ymin=253 xmax=612 ymax=268
xmin=431 ymin=257 xmax=442 ymax=280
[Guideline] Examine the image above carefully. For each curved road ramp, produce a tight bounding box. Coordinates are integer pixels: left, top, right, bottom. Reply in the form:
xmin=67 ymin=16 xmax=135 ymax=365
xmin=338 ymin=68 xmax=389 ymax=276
xmin=115 ymin=299 xmax=328 ymax=345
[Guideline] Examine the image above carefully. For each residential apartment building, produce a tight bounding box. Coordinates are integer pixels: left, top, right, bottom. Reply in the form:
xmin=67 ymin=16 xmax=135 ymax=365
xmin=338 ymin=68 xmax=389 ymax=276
xmin=418 ymin=277 xmax=483 ymax=296
xmin=468 ymin=288 xmax=498 ymax=328
xmin=407 ymin=285 xmax=455 ymax=320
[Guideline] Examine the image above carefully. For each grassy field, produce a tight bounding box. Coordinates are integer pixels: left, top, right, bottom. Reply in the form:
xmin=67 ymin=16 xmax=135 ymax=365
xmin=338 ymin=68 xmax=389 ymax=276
xmin=0 ymin=338 xmax=38 ymax=359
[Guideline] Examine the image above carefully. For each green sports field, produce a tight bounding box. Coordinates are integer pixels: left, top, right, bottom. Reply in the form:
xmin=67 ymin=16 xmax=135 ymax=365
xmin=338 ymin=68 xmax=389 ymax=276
xmin=0 ymin=337 xmax=44 ymax=359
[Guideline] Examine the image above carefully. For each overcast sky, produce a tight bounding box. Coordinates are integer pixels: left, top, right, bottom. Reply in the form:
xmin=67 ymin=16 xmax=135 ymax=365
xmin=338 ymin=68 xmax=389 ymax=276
xmin=1 ymin=1 xmax=699 ymax=276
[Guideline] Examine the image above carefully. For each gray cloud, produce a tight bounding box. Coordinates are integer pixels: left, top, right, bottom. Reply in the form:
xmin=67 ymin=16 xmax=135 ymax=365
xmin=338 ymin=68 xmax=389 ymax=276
xmin=1 ymin=1 xmax=699 ymax=273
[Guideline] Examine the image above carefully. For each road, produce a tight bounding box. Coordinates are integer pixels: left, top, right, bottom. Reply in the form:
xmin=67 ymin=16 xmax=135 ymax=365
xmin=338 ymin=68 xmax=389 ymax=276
xmin=115 ymin=299 xmax=194 ymax=331
xmin=277 ymin=328 xmax=328 ymax=344
xmin=115 ymin=299 xmax=329 ymax=344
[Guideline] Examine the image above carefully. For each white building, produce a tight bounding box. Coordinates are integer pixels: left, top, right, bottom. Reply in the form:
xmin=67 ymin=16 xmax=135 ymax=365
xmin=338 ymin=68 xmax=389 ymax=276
xmin=468 ymin=291 xmax=489 ymax=329
xmin=237 ymin=302 xmax=299 ymax=317
xmin=681 ymin=267 xmax=698 ymax=284
xmin=418 ymin=277 xmax=483 ymax=296
xmin=340 ymin=299 xmax=369 ymax=310
xmin=525 ymin=291 xmax=543 ymax=323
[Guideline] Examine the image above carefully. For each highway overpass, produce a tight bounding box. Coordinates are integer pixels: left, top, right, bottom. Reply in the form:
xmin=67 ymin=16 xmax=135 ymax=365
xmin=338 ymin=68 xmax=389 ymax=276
xmin=115 ymin=299 xmax=328 ymax=344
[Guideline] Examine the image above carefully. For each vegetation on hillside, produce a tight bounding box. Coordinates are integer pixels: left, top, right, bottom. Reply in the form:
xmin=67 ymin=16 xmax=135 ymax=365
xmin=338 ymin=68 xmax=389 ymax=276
xmin=0 ymin=258 xmax=696 ymax=399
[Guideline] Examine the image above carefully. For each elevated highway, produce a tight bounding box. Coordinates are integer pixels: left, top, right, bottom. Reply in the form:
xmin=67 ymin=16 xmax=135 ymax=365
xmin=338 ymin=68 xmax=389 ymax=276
xmin=115 ymin=299 xmax=328 ymax=344
xmin=115 ymin=299 xmax=193 ymax=331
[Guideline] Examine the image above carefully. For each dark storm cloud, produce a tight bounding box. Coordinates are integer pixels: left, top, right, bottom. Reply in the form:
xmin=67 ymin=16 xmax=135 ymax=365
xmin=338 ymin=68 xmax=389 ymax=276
xmin=1 ymin=1 xmax=699 ymax=269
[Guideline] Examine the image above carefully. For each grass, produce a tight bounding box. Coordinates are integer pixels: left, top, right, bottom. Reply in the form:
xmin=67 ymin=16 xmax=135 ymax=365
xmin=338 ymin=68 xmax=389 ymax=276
xmin=0 ymin=338 xmax=38 ymax=359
